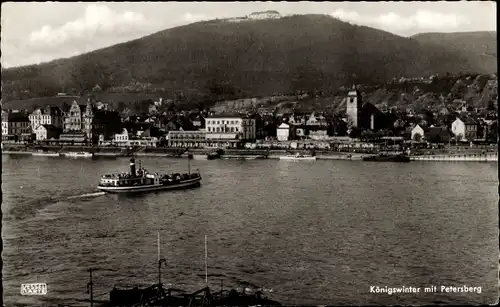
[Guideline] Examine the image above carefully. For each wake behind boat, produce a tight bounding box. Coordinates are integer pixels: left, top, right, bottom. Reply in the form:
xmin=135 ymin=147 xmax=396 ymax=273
xmin=97 ymin=158 xmax=201 ymax=193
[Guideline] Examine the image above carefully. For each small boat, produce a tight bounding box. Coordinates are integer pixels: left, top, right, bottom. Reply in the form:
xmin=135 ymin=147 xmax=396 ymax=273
xmin=97 ymin=158 xmax=201 ymax=193
xmin=32 ymin=150 xmax=60 ymax=157
xmin=363 ymin=154 xmax=410 ymax=162
xmin=64 ymin=151 xmax=93 ymax=158
xmin=279 ymin=153 xmax=316 ymax=160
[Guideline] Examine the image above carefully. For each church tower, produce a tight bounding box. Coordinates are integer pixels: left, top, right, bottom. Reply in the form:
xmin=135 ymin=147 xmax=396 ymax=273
xmin=346 ymin=84 xmax=362 ymax=128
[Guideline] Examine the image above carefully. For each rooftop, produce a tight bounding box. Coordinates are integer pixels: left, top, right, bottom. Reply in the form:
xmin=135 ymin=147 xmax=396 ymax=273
xmin=207 ymin=112 xmax=244 ymax=119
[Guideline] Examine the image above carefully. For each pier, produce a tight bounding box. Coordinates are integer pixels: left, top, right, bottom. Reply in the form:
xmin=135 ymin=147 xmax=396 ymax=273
xmin=410 ymin=153 xmax=497 ymax=162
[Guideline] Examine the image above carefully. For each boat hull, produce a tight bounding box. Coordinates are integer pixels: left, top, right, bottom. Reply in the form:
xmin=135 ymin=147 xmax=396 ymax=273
xmin=98 ymin=177 xmax=202 ymax=193
xmin=32 ymin=152 xmax=60 ymax=157
xmin=64 ymin=153 xmax=93 ymax=158
xmin=363 ymin=155 xmax=410 ymax=162
xmin=279 ymin=156 xmax=316 ymax=160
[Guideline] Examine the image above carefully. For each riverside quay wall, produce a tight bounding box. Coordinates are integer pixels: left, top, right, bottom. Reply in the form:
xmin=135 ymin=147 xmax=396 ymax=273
xmin=2 ymin=144 xmax=497 ymax=161
xmin=410 ymin=152 xmax=498 ymax=162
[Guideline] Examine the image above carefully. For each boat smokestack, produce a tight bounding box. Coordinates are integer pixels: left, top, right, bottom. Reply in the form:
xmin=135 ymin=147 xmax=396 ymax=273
xmin=130 ymin=158 xmax=136 ymax=177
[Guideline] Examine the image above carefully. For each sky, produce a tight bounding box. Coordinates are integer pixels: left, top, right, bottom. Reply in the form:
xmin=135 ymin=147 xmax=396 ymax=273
xmin=1 ymin=1 xmax=496 ymax=68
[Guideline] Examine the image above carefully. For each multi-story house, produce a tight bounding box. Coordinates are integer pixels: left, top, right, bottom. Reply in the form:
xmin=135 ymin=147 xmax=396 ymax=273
xmin=34 ymin=124 xmax=62 ymax=141
xmin=2 ymin=110 xmax=32 ymax=141
xmin=82 ymin=101 xmax=95 ymax=141
xmin=205 ymin=113 xmax=256 ymax=141
xmin=29 ymin=106 xmax=64 ymax=132
xmin=2 ymin=110 xmax=8 ymax=136
xmin=451 ymin=117 xmax=478 ymax=141
xmin=64 ymin=100 xmax=87 ymax=132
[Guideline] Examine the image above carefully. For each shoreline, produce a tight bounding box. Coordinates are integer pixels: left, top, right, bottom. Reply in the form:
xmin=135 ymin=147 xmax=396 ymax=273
xmin=2 ymin=148 xmax=497 ymax=162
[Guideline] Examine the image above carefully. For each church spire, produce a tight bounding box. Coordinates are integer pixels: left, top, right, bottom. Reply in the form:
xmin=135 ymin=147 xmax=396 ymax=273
xmin=351 ymin=73 xmax=357 ymax=89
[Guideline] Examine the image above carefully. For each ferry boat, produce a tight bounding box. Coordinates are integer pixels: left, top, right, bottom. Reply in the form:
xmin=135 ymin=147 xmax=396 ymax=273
xmin=64 ymin=151 xmax=93 ymax=158
xmin=279 ymin=153 xmax=316 ymax=160
xmin=32 ymin=150 xmax=60 ymax=157
xmin=97 ymin=158 xmax=201 ymax=193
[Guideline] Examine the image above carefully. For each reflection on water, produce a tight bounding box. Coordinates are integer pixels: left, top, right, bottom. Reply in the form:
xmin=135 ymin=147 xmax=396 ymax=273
xmin=1 ymin=156 xmax=498 ymax=305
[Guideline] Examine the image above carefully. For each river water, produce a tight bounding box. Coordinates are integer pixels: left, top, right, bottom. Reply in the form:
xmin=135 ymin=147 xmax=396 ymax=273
xmin=2 ymin=155 xmax=498 ymax=306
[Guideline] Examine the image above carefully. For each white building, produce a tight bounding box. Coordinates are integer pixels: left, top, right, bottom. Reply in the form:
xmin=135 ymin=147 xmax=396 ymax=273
xmin=1 ymin=110 xmax=8 ymax=136
xmin=411 ymin=124 xmax=425 ymax=141
xmin=451 ymin=118 xmax=466 ymax=139
xmin=113 ymin=128 xmax=129 ymax=146
xmin=34 ymin=124 xmax=62 ymax=141
xmin=277 ymin=123 xmax=290 ymax=141
xmin=111 ymin=128 xmax=159 ymax=147
xmin=248 ymin=10 xmax=281 ymax=20
xmin=29 ymin=106 xmax=64 ymax=132
xmin=205 ymin=114 xmax=256 ymax=141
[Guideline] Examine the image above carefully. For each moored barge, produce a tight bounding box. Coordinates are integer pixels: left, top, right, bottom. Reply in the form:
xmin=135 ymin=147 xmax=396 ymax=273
xmin=363 ymin=153 xmax=410 ymax=162
xmin=97 ymin=158 xmax=201 ymax=193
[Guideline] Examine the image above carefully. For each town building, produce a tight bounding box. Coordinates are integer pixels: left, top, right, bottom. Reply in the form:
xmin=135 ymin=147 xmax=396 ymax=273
xmin=426 ymin=126 xmax=451 ymax=144
xmin=205 ymin=132 xmax=242 ymax=148
xmin=411 ymin=124 xmax=425 ymax=141
xmin=346 ymin=85 xmax=362 ymax=128
xmin=58 ymin=132 xmax=87 ymax=145
xmin=1 ymin=110 xmax=8 ymax=136
xmin=277 ymin=123 xmax=290 ymax=141
xmin=29 ymin=106 xmax=64 ymax=131
xmin=113 ymin=128 xmax=130 ymax=147
xmin=2 ymin=111 xmax=32 ymax=142
xmin=451 ymin=117 xmax=478 ymax=141
xmin=64 ymin=100 xmax=87 ymax=132
xmin=248 ymin=10 xmax=281 ymax=20
xmin=205 ymin=113 xmax=256 ymax=141
xmin=34 ymin=124 xmax=62 ymax=142
xmin=90 ymin=109 xmax=122 ymax=145
xmin=166 ymin=130 xmax=207 ymax=148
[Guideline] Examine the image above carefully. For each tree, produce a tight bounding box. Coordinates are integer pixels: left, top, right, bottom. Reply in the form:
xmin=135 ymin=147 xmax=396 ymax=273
xmin=413 ymin=133 xmax=423 ymax=143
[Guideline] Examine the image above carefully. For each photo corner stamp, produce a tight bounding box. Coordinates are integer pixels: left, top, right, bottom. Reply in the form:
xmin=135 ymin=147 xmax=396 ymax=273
xmin=21 ymin=283 xmax=47 ymax=296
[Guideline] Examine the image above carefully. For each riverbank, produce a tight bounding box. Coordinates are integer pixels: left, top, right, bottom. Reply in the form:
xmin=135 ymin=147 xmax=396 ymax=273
xmin=2 ymin=145 xmax=498 ymax=162
xmin=410 ymin=153 xmax=498 ymax=162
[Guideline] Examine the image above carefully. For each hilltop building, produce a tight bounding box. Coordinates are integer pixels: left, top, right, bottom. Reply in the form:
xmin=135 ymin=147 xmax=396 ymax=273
xmin=248 ymin=10 xmax=281 ymax=20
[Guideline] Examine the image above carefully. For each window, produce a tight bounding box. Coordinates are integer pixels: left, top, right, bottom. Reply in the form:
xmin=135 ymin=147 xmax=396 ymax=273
xmin=217 ymin=121 xmax=220 ymax=125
